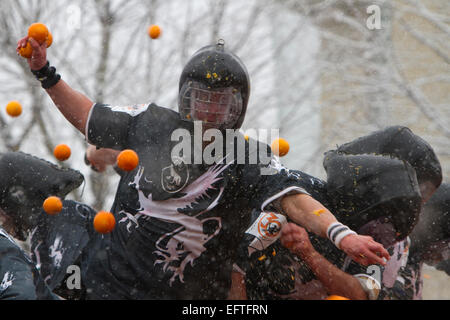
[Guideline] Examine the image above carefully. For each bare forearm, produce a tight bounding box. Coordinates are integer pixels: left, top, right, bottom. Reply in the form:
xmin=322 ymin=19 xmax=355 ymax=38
xmin=17 ymin=35 xmax=93 ymax=134
xmin=300 ymin=250 xmax=367 ymax=300
xmin=227 ymin=271 xmax=247 ymax=300
xmin=281 ymin=193 xmax=390 ymax=266
xmin=46 ymin=79 xmax=93 ymax=134
xmin=281 ymin=193 xmax=336 ymax=238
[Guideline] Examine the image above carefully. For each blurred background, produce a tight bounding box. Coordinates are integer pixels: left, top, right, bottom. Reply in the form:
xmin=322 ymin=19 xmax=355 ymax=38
xmin=0 ymin=0 xmax=448 ymax=299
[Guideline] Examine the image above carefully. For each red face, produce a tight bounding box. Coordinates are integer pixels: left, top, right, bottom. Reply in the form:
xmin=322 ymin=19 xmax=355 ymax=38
xmin=191 ymin=92 xmax=228 ymax=124
xmin=189 ymin=86 xmax=239 ymax=129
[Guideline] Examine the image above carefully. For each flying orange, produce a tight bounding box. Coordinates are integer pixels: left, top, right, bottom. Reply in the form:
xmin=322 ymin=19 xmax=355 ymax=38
xmin=148 ymin=25 xmax=161 ymax=39
xmin=53 ymin=144 xmax=71 ymax=161
xmin=117 ymin=149 xmax=139 ymax=171
xmin=93 ymin=211 xmax=116 ymax=234
xmin=43 ymin=196 xmax=63 ymax=215
xmin=271 ymin=138 xmax=290 ymax=157
xmin=6 ymin=101 xmax=22 ymax=117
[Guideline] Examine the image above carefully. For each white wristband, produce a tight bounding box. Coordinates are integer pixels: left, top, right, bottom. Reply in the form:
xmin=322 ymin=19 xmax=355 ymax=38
xmin=334 ymin=229 xmax=357 ymax=249
xmin=326 ymin=222 xmax=344 ymax=240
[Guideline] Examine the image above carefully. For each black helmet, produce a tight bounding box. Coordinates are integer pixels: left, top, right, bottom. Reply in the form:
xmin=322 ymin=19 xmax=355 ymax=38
xmin=0 ymin=152 xmax=84 ymax=240
xmin=335 ymin=126 xmax=442 ymax=190
xmin=323 ymin=151 xmax=423 ymax=241
xmin=178 ymin=39 xmax=250 ymax=129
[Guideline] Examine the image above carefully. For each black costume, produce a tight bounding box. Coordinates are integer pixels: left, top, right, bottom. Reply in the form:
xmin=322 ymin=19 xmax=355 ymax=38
xmin=34 ymin=102 xmax=306 ymax=299
xmin=237 ymin=170 xmax=384 ymax=300
xmin=0 ymin=227 xmax=57 ymax=299
xmin=238 ymin=126 xmax=442 ymax=300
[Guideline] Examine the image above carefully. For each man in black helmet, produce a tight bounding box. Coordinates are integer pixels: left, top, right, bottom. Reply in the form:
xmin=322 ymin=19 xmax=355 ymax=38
xmin=233 ymin=126 xmax=442 ymax=300
xmin=0 ymin=151 xmax=84 ymax=300
xmin=178 ymin=39 xmax=248 ymax=130
xmin=17 ymin=36 xmax=388 ymax=299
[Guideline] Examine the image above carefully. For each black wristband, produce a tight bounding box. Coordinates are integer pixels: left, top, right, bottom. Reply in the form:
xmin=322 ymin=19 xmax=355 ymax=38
xmin=31 ymin=61 xmax=61 ymax=89
xmin=31 ymin=61 xmax=50 ymax=78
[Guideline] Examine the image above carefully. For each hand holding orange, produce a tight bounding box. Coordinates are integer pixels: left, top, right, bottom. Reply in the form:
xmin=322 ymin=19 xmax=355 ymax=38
xmin=19 ymin=23 xmax=52 ymax=59
xmin=28 ymin=23 xmax=49 ymax=44
xmin=19 ymin=42 xmax=33 ymax=58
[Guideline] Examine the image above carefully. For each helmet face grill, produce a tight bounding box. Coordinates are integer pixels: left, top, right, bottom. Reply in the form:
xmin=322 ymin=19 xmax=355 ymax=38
xmin=179 ymin=81 xmax=243 ymax=130
xmin=178 ymin=41 xmax=250 ymax=129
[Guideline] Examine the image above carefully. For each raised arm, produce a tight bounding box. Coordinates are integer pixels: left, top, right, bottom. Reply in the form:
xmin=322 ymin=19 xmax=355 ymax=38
xmin=17 ymin=37 xmax=93 ymax=134
xmin=281 ymin=193 xmax=389 ymax=266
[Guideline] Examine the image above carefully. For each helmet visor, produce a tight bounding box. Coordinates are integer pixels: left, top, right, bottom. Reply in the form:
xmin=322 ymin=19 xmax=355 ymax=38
xmin=179 ymin=81 xmax=243 ymax=129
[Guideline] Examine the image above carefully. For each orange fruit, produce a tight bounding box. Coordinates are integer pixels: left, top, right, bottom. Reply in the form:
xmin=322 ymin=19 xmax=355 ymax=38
xmin=93 ymin=211 xmax=116 ymax=234
xmin=148 ymin=25 xmax=161 ymax=39
xmin=116 ymin=149 xmax=139 ymax=171
xmin=6 ymin=101 xmax=22 ymax=117
xmin=28 ymin=23 xmax=49 ymax=44
xmin=43 ymin=196 xmax=63 ymax=215
xmin=19 ymin=42 xmax=33 ymax=58
xmin=325 ymin=295 xmax=350 ymax=300
xmin=46 ymin=32 xmax=53 ymax=48
xmin=53 ymin=144 xmax=71 ymax=161
xmin=271 ymin=138 xmax=290 ymax=157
